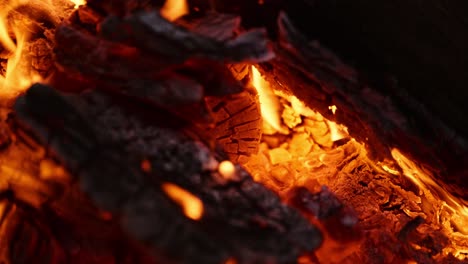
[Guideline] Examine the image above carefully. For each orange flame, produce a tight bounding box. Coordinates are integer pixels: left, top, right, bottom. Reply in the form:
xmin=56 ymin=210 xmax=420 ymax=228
xmin=327 ymin=120 xmax=348 ymax=142
xmin=392 ymin=149 xmax=468 ymax=259
xmin=251 ymin=66 xmax=288 ymax=134
xmin=160 ymin=0 xmax=189 ymax=21
xmin=0 ymin=0 xmax=39 ymax=97
xmin=162 ymin=182 xmax=204 ymax=220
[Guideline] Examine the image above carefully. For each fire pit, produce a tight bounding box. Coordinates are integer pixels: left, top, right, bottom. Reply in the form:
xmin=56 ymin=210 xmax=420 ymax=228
xmin=0 ymin=0 xmax=467 ymax=263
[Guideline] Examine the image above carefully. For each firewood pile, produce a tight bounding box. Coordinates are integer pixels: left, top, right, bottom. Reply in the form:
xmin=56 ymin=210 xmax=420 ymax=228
xmin=0 ymin=0 xmax=467 ymax=263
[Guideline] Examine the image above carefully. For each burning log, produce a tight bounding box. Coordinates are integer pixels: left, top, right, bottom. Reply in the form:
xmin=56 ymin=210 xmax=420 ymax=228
xmin=254 ymin=12 xmax=468 ymax=195
xmin=12 ymin=83 xmax=322 ymax=263
xmin=0 ymin=0 xmax=466 ymax=263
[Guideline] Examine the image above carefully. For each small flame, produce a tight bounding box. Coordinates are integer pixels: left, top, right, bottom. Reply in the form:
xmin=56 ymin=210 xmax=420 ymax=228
xmin=392 ymin=149 xmax=468 ymax=258
xmin=381 ymin=164 xmax=399 ymax=175
xmin=162 ymin=182 xmax=204 ymax=220
xmin=328 ymin=105 xmax=337 ymax=115
xmin=251 ymin=66 xmax=288 ymax=133
xmin=160 ymin=0 xmax=189 ymax=21
xmin=69 ymin=0 xmax=86 ymax=9
xmin=327 ymin=120 xmax=348 ymax=142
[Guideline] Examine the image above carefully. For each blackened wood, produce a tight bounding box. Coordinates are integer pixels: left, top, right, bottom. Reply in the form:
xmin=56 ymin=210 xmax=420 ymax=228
xmin=177 ymin=12 xmax=240 ymax=42
xmin=54 ymin=24 xmax=167 ymax=80
xmin=13 ymin=84 xmax=322 ymax=264
xmin=99 ymin=11 xmax=274 ymax=64
xmin=55 ymin=8 xmax=268 ymax=127
xmin=284 ymin=0 xmax=468 ymax=143
xmin=0 ymin=117 xmax=152 ymax=264
xmin=255 ymin=13 xmax=468 ymax=195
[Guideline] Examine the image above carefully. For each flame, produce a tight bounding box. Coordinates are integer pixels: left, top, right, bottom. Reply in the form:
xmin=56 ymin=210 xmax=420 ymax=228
xmin=251 ymin=66 xmax=288 ymax=134
xmin=162 ymin=182 xmax=204 ymax=220
xmin=244 ymin=65 xmax=468 ymax=261
xmin=0 ymin=0 xmax=39 ymax=97
xmin=160 ymin=0 xmax=189 ymax=21
xmin=69 ymin=0 xmax=86 ymax=9
xmin=392 ymin=149 xmax=468 ymax=258
xmin=327 ymin=120 xmax=348 ymax=142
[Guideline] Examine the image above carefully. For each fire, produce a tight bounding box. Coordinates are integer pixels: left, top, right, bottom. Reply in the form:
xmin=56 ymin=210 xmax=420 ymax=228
xmin=246 ymin=65 xmax=468 ymax=261
xmin=160 ymin=0 xmax=189 ymax=21
xmin=69 ymin=0 xmax=86 ymax=9
xmin=0 ymin=0 xmax=39 ymax=97
xmin=326 ymin=120 xmax=348 ymax=142
xmin=328 ymin=105 xmax=337 ymax=115
xmin=392 ymin=149 xmax=468 ymax=258
xmin=251 ymin=66 xmax=288 ymax=134
xmin=0 ymin=0 xmax=82 ymax=98
xmin=162 ymin=182 xmax=204 ymax=220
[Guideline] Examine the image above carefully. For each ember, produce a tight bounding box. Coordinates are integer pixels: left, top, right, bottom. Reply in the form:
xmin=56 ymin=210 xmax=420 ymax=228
xmin=244 ymin=65 xmax=468 ymax=262
xmin=0 ymin=0 xmax=466 ymax=263
xmin=161 ymin=182 xmax=204 ymax=220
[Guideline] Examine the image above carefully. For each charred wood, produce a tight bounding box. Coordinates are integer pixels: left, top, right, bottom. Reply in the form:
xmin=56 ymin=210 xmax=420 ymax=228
xmin=13 ymin=84 xmax=322 ymax=264
xmin=255 ymin=13 xmax=468 ymax=195
xmin=98 ymin=11 xmax=274 ymax=64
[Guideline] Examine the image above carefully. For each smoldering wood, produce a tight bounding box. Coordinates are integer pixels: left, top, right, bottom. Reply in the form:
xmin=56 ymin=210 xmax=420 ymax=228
xmin=13 ymin=84 xmax=322 ymax=264
xmin=54 ymin=24 xmax=168 ymax=80
xmin=98 ymin=11 xmax=274 ymax=64
xmin=205 ymin=90 xmax=262 ymax=163
xmin=177 ymin=12 xmax=241 ymax=42
xmin=198 ymin=0 xmax=468 ymax=149
xmin=254 ymin=13 xmax=468 ymax=195
xmin=284 ymin=0 xmax=468 ymax=143
xmin=55 ymin=11 xmax=263 ymax=127
xmin=0 ymin=116 xmax=152 ymax=264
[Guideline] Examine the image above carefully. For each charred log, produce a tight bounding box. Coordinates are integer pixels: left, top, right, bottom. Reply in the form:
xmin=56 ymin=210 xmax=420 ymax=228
xmin=12 ymin=84 xmax=322 ymax=264
xmin=254 ymin=13 xmax=468 ymax=197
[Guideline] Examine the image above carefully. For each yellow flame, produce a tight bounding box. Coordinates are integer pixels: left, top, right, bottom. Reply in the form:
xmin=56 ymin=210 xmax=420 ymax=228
xmin=381 ymin=164 xmax=400 ymax=175
xmin=328 ymin=105 xmax=337 ymax=115
xmin=327 ymin=120 xmax=348 ymax=142
xmin=69 ymin=0 xmax=86 ymax=9
xmin=251 ymin=66 xmax=288 ymax=133
xmin=160 ymin=0 xmax=189 ymax=21
xmin=392 ymin=148 xmax=468 ymax=258
xmin=0 ymin=0 xmax=42 ymax=98
xmin=162 ymin=182 xmax=204 ymax=220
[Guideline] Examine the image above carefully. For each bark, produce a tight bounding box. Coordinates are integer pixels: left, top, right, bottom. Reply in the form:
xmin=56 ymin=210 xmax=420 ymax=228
xmin=12 ymin=84 xmax=322 ymax=264
xmin=254 ymin=13 xmax=468 ymax=196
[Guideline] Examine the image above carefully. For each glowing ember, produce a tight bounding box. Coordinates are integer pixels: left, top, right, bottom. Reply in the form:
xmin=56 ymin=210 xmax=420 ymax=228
xmin=162 ymin=182 xmax=204 ymax=220
xmin=219 ymin=160 xmax=236 ymax=180
xmin=140 ymin=159 xmax=152 ymax=173
xmin=244 ymin=65 xmax=468 ymax=261
xmin=160 ymin=0 xmax=189 ymax=21
xmin=381 ymin=164 xmax=400 ymax=175
xmin=224 ymin=258 xmax=237 ymax=264
xmin=69 ymin=0 xmax=86 ymax=9
xmin=392 ymin=149 xmax=468 ymax=259
xmin=328 ymin=105 xmax=337 ymax=115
